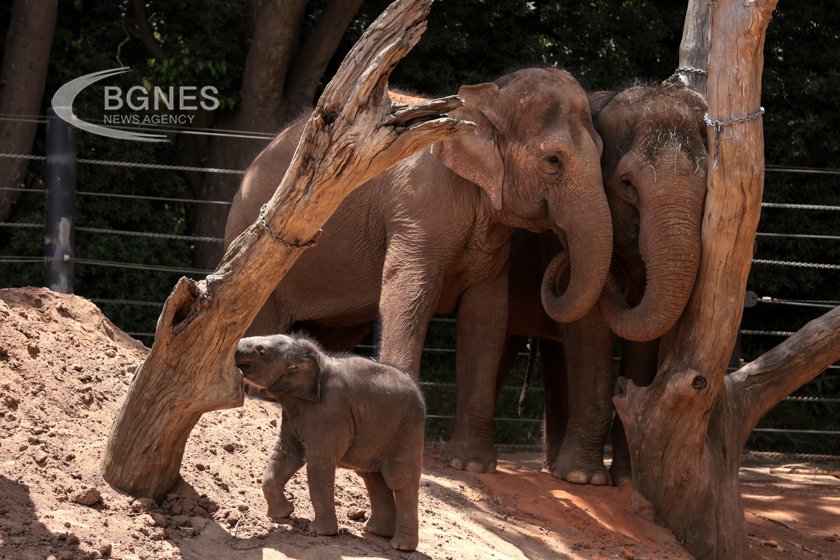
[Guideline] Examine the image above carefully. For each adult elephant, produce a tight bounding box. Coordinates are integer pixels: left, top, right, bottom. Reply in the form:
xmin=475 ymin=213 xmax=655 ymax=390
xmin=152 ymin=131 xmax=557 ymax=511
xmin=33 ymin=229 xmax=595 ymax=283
xmin=452 ymin=82 xmax=709 ymax=483
xmin=224 ymin=69 xmax=614 ymax=445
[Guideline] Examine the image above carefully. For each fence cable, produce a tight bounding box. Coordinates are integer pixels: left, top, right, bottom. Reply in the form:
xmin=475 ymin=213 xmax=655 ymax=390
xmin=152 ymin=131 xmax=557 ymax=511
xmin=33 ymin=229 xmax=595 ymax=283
xmin=762 ymin=202 xmax=840 ymax=211
xmin=0 ymin=152 xmax=245 ymax=175
xmin=741 ymin=329 xmax=795 ymax=337
xmin=76 ymin=225 xmax=224 ymax=243
xmin=0 ymin=222 xmax=224 ymax=243
xmin=756 ymin=296 xmax=839 ymax=309
xmin=756 ymin=232 xmax=840 ymax=241
xmin=753 ymin=258 xmax=840 ymax=271
xmin=0 ymin=187 xmax=231 ymax=206
xmin=90 ymin=298 xmax=163 ymax=308
xmin=72 ymin=258 xmax=211 ymax=275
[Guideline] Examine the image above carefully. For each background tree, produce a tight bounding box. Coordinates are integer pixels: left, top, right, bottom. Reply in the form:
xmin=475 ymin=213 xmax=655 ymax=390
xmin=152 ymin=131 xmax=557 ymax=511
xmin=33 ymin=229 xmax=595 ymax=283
xmin=0 ymin=0 xmax=58 ymax=221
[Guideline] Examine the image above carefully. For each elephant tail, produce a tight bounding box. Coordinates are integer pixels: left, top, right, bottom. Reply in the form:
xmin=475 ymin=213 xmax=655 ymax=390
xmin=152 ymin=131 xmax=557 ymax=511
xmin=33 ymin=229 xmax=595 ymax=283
xmin=517 ymin=337 xmax=540 ymax=416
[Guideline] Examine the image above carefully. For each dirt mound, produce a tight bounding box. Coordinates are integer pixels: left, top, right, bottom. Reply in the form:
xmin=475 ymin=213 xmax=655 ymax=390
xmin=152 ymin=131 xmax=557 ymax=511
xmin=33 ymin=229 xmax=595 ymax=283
xmin=0 ymin=287 xmax=835 ymax=559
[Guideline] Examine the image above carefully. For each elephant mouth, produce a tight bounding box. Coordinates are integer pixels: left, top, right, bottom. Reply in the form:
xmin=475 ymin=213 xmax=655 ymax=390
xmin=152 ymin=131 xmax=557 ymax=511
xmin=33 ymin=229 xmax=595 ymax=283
xmin=234 ymin=359 xmax=256 ymax=377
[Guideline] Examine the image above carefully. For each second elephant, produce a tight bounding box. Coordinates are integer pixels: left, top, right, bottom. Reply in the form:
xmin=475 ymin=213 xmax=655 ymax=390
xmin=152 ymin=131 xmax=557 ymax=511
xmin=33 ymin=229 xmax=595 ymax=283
xmin=448 ymin=82 xmax=709 ymax=484
xmin=224 ymin=69 xmax=613 ymax=412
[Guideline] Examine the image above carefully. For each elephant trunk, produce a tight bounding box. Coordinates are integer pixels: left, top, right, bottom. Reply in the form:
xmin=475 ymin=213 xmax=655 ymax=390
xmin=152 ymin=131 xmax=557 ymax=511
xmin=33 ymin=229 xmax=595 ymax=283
xmin=541 ymin=169 xmax=613 ymax=324
xmin=599 ymin=193 xmax=703 ymax=342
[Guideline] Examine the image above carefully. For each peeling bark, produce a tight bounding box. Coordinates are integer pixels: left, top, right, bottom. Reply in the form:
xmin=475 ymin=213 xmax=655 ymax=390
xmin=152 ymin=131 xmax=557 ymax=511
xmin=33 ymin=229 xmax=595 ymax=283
xmin=101 ymin=0 xmax=474 ymax=499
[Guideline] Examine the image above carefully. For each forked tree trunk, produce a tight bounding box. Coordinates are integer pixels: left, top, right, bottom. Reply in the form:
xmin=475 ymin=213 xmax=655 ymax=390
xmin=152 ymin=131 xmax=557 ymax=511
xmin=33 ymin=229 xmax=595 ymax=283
xmin=675 ymin=0 xmax=711 ymax=96
xmin=610 ymin=1 xmax=837 ymax=558
xmin=100 ymin=0 xmax=474 ymax=499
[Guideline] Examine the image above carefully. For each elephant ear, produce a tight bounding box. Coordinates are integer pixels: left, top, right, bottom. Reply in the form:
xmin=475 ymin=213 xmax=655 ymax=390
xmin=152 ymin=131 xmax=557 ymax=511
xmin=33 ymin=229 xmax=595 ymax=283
xmin=431 ymin=82 xmax=505 ymax=210
xmin=266 ymin=341 xmax=321 ymax=403
xmin=588 ymin=90 xmax=618 ymax=119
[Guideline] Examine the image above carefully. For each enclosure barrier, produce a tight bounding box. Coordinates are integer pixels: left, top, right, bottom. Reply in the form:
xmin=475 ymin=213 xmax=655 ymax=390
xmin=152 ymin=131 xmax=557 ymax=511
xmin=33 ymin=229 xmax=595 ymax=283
xmin=0 ymin=115 xmax=838 ymax=460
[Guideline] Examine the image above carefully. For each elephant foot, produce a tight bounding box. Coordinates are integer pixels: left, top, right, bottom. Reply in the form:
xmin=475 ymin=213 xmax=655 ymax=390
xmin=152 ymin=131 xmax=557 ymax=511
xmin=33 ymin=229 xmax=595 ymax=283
xmin=441 ymin=438 xmax=497 ymax=473
xmin=549 ymin=446 xmax=610 ymax=486
xmin=266 ymin=499 xmax=295 ymax=520
xmin=609 ymin=460 xmax=633 ymax=488
xmin=390 ymin=530 xmax=419 ymax=551
xmin=363 ymin=515 xmax=396 ymax=538
xmin=308 ymin=516 xmax=338 ymax=536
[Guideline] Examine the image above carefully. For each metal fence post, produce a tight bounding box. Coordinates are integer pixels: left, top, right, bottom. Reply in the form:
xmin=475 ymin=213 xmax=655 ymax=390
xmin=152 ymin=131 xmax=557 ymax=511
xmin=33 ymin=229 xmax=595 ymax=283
xmin=44 ymin=108 xmax=76 ymax=293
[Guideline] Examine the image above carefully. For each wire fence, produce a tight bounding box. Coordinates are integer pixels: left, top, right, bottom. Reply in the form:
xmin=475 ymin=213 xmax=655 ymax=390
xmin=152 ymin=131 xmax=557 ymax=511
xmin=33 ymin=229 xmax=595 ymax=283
xmin=1 ymin=133 xmax=838 ymax=461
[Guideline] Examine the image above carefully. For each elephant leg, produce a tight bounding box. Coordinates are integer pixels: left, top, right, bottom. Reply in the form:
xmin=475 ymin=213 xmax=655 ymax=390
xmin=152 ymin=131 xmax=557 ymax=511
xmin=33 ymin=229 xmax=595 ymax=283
xmin=359 ymin=471 xmax=397 ymax=538
xmin=377 ymin=255 xmax=441 ymax=378
xmin=495 ymin=335 xmax=527 ymax=395
xmin=540 ymin=338 xmax=568 ymax=466
xmin=388 ymin=486 xmax=419 ymax=551
xmin=443 ymin=269 xmax=509 ymax=473
xmin=306 ymin=459 xmax=338 ymax=536
xmin=552 ymin=308 xmax=614 ymax=485
xmin=381 ymin=463 xmax=420 ymax=551
xmin=610 ymin=338 xmax=659 ymax=486
xmin=263 ymin=424 xmax=305 ymax=520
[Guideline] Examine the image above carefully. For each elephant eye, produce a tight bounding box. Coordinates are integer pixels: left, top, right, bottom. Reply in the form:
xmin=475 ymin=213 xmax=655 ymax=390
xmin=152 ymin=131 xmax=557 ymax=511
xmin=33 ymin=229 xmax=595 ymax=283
xmin=618 ymin=177 xmax=638 ymax=204
xmin=539 ymin=153 xmax=563 ymax=175
xmin=257 ymin=347 xmax=266 ymax=357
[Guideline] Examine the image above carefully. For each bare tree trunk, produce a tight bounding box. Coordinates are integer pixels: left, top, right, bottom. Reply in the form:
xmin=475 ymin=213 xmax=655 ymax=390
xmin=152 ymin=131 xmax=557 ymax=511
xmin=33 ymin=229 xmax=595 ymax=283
xmin=0 ymin=0 xmax=58 ymax=221
xmin=100 ymin=0 xmax=474 ymax=500
xmin=192 ymin=0 xmax=365 ymax=269
xmin=615 ymin=1 xmax=778 ymax=558
xmin=676 ymin=0 xmax=711 ymax=96
xmin=191 ymin=0 xmax=308 ymax=269
xmin=283 ymin=0 xmax=366 ymax=117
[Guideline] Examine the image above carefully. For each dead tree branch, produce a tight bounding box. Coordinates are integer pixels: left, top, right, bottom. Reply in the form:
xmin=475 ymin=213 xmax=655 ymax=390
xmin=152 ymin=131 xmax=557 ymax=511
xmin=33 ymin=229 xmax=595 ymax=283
xmin=729 ymin=305 xmax=840 ymax=444
xmin=101 ymin=0 xmax=474 ymax=499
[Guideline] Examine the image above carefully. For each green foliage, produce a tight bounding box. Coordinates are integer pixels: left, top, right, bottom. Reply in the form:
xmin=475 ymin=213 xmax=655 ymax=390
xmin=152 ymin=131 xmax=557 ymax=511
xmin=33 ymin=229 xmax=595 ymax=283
xmin=336 ymin=0 xmax=684 ymax=95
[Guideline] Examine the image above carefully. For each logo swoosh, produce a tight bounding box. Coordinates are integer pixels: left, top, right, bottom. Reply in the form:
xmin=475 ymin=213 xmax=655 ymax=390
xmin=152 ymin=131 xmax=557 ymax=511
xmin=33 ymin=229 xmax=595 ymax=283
xmin=51 ymin=67 xmax=168 ymax=142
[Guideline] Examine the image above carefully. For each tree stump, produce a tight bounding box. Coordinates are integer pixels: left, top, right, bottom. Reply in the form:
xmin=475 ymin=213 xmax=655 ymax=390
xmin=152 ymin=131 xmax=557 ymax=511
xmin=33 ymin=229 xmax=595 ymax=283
xmin=616 ymin=1 xmax=840 ymax=558
xmin=100 ymin=0 xmax=475 ymax=499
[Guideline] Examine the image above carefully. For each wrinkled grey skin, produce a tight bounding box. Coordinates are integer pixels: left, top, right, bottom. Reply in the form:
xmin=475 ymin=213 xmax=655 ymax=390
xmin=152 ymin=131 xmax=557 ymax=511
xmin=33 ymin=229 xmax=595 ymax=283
xmin=236 ymin=334 xmax=425 ymax=551
xmin=224 ymin=67 xmax=612 ymax=411
xmin=462 ymin=83 xmax=709 ymax=484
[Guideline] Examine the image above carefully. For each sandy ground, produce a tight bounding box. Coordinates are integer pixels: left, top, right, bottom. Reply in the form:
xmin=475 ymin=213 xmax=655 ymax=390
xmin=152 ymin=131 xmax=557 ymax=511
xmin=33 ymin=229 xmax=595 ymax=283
xmin=0 ymin=287 xmax=837 ymax=560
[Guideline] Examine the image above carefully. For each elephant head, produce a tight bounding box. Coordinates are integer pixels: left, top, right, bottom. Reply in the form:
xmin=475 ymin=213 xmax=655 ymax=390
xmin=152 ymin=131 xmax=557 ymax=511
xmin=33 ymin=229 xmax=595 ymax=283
xmin=235 ymin=334 xmax=321 ymax=402
xmin=591 ymin=84 xmax=708 ymax=342
xmin=432 ymin=68 xmax=613 ymax=324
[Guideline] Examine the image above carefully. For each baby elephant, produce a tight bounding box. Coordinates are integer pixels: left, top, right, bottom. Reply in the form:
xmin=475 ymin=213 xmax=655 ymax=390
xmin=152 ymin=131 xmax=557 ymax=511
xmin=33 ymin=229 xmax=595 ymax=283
xmin=235 ymin=334 xmax=425 ymax=551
